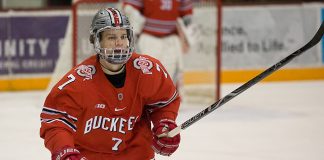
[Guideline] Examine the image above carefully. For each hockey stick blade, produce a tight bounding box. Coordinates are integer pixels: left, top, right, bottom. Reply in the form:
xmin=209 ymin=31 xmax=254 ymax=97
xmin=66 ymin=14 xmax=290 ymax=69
xmin=165 ymin=21 xmax=324 ymax=138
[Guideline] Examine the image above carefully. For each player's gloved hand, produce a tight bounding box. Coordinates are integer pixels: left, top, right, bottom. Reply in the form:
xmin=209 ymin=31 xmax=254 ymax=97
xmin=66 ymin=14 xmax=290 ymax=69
xmin=51 ymin=146 xmax=88 ymax=160
xmin=152 ymin=119 xmax=181 ymax=156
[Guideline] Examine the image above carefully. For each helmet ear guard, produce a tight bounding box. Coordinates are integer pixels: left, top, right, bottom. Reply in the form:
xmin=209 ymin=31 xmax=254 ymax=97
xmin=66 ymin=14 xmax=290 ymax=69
xmin=89 ymin=31 xmax=102 ymax=44
xmin=89 ymin=34 xmax=94 ymax=44
xmin=89 ymin=8 xmax=134 ymax=64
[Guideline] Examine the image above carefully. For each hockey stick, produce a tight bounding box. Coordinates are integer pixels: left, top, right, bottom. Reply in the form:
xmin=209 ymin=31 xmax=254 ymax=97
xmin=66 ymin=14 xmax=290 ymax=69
xmin=163 ymin=21 xmax=324 ymax=138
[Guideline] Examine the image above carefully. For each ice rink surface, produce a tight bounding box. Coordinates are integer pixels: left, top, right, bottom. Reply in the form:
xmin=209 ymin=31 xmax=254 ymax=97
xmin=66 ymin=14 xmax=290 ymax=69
xmin=1 ymin=80 xmax=324 ymax=160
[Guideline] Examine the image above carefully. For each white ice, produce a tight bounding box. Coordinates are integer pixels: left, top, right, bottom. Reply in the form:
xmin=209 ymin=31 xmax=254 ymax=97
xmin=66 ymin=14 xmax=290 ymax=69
xmin=1 ymin=80 xmax=324 ymax=160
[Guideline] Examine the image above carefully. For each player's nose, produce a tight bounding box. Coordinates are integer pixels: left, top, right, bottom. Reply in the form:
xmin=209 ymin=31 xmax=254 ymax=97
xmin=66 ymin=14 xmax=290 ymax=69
xmin=115 ymin=38 xmax=123 ymax=47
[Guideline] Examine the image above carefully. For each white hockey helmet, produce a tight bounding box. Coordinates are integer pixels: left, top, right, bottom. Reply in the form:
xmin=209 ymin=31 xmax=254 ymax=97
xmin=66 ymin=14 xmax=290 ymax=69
xmin=90 ymin=8 xmax=135 ymax=64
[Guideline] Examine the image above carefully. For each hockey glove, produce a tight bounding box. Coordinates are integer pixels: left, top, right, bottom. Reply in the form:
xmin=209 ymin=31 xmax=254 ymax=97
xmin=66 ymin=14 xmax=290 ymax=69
xmin=152 ymin=119 xmax=181 ymax=156
xmin=52 ymin=146 xmax=88 ymax=160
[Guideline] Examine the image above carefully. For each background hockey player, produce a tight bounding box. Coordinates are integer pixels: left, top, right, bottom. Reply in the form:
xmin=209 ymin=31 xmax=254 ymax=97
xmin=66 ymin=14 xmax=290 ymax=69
xmin=122 ymin=0 xmax=195 ymax=102
xmin=40 ymin=7 xmax=181 ymax=160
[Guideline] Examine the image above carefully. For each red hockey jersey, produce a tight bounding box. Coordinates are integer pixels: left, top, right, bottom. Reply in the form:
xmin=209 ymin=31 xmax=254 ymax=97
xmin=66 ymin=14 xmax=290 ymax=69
xmin=40 ymin=53 xmax=180 ymax=160
xmin=123 ymin=0 xmax=193 ymax=37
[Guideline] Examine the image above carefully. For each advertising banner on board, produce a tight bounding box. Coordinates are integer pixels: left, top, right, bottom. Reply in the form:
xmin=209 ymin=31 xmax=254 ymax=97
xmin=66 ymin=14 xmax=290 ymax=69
xmin=184 ymin=4 xmax=323 ymax=70
xmin=0 ymin=12 xmax=68 ymax=76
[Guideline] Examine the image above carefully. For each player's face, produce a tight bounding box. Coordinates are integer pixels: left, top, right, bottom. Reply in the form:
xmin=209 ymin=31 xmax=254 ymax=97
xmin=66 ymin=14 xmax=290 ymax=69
xmin=100 ymin=29 xmax=129 ymax=49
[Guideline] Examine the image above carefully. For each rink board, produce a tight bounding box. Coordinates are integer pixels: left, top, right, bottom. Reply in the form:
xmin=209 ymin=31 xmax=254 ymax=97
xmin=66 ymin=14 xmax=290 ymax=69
xmin=1 ymin=67 xmax=324 ymax=91
xmin=1 ymin=4 xmax=324 ymax=91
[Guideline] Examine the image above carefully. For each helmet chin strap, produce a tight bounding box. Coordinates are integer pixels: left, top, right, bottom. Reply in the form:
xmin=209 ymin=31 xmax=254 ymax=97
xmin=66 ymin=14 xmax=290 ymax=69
xmin=100 ymin=60 xmax=125 ymax=75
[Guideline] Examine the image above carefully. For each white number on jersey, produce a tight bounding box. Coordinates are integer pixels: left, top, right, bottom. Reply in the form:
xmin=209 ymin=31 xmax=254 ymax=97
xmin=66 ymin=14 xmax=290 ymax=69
xmin=58 ymin=74 xmax=76 ymax=90
xmin=160 ymin=0 xmax=173 ymax=11
xmin=156 ymin=63 xmax=168 ymax=78
xmin=112 ymin=137 xmax=123 ymax=151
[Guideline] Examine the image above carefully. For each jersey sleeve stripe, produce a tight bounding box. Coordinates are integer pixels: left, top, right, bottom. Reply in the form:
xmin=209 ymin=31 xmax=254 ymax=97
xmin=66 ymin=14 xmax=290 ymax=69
xmin=146 ymin=18 xmax=177 ymax=25
xmin=144 ymin=18 xmax=178 ymax=34
xmin=144 ymin=26 xmax=175 ymax=34
xmin=41 ymin=117 xmax=77 ymax=132
xmin=42 ymin=107 xmax=78 ymax=122
xmin=124 ymin=0 xmax=143 ymax=8
xmin=147 ymin=90 xmax=178 ymax=108
xmin=179 ymin=4 xmax=193 ymax=11
xmin=180 ymin=0 xmax=193 ymax=11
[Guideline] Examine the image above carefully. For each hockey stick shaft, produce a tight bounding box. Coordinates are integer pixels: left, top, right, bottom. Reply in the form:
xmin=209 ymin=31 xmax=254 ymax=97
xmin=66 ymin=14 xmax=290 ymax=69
xmin=166 ymin=21 xmax=324 ymax=138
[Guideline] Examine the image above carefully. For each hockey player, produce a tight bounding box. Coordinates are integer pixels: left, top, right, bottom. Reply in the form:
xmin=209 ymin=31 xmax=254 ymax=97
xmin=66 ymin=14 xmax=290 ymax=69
xmin=40 ymin=8 xmax=181 ymax=160
xmin=123 ymin=0 xmax=194 ymax=101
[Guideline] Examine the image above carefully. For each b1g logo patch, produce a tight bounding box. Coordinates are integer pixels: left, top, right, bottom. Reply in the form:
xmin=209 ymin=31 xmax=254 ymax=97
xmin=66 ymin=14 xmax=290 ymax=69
xmin=75 ymin=65 xmax=96 ymax=81
xmin=133 ymin=56 xmax=153 ymax=74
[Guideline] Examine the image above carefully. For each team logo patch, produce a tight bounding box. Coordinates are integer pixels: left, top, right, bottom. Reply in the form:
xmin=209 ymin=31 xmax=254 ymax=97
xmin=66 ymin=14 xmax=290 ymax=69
xmin=133 ymin=56 xmax=153 ymax=74
xmin=75 ymin=65 xmax=96 ymax=81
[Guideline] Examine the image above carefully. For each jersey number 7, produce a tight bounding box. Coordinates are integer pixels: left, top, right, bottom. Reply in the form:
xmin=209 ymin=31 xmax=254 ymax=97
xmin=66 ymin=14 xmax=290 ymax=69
xmin=58 ymin=74 xmax=76 ymax=90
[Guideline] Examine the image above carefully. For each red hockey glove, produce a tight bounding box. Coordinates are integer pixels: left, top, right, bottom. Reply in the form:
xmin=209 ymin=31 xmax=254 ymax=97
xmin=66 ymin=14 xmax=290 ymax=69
xmin=152 ymin=119 xmax=181 ymax=156
xmin=52 ymin=146 xmax=88 ymax=160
